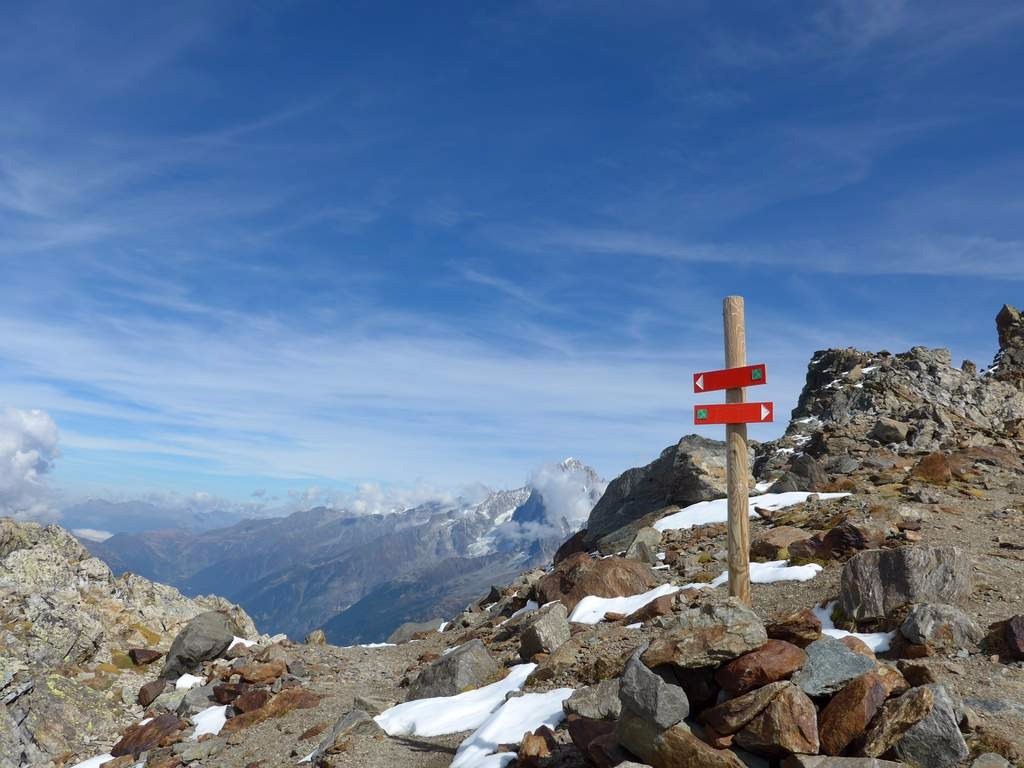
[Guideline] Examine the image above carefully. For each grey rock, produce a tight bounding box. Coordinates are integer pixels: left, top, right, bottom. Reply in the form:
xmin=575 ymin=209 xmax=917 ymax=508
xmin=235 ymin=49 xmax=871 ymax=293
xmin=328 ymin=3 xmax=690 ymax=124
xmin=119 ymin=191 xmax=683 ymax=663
xmin=839 ymin=546 xmax=972 ymax=623
xmin=870 ymin=418 xmax=911 ymax=444
xmin=900 ymin=603 xmax=983 ymax=650
xmin=519 ymin=602 xmax=571 ymax=660
xmin=307 ymin=709 xmax=384 ymax=763
xmin=827 ymin=455 xmax=861 ymax=475
xmin=643 ymin=597 xmax=768 ymax=669
xmin=353 ymin=693 xmax=394 ymax=716
xmin=150 ymin=688 xmax=188 ymax=713
xmin=563 ymin=679 xmax=621 ymax=720
xmin=387 ymin=618 xmax=444 ymax=645
xmin=771 ymin=454 xmax=828 ymax=492
xmin=160 ymin=611 xmax=237 ymax=679
xmin=176 ymin=682 xmax=217 ymax=717
xmin=625 ymin=527 xmax=662 ymax=563
xmin=618 ymin=652 xmax=689 ymax=729
xmin=893 ymin=684 xmax=968 ymax=768
xmin=174 ymin=736 xmax=225 ymax=762
xmin=783 ymin=758 xmax=904 ymax=768
xmin=791 ymin=636 xmax=876 ymax=697
xmin=971 ymin=754 xmax=1011 ymax=768
xmin=584 ymin=435 xmax=737 ymax=552
xmin=406 ymin=639 xmax=499 ymax=700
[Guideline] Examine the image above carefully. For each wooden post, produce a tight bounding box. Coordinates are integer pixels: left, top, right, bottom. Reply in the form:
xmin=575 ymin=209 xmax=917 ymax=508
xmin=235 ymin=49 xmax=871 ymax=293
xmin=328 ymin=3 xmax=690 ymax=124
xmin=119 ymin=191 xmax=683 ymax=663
xmin=723 ymin=296 xmax=752 ymax=604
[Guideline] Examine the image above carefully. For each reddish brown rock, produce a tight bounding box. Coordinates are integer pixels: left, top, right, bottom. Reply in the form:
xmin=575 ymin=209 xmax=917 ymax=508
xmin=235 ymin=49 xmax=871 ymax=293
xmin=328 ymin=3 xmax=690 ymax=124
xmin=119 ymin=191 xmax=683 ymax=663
xmin=553 ymin=530 xmax=588 ymax=565
xmin=1005 ymin=614 xmax=1024 ymax=659
xmin=715 ymin=640 xmax=807 ymax=696
xmin=751 ymin=527 xmax=816 ymax=560
xmin=111 ymin=713 xmax=185 ymax=757
xmin=766 ymin=609 xmax=823 ymax=648
xmin=822 ymin=520 xmax=887 ymax=554
xmin=518 ymin=727 xmax=554 ymax=766
xmin=859 ymin=686 xmax=935 ymax=758
xmin=213 ymin=682 xmax=250 ymax=704
xmin=734 ymin=684 xmax=819 ymax=757
xmin=533 ymin=554 xmax=659 ymax=611
xmin=235 ymin=659 xmax=287 ymax=684
xmin=911 ymin=453 xmax=953 ymax=484
xmin=623 ymin=594 xmax=674 ymax=624
xmin=819 ymin=672 xmax=888 ymax=755
xmin=128 ymin=648 xmax=163 ymax=666
xmin=875 ymin=664 xmax=910 ymax=696
xmin=617 ymin=710 xmax=747 ymax=768
xmin=702 ymin=681 xmax=789 ymax=735
xmin=138 ymin=679 xmax=169 ymax=708
xmin=222 ymin=687 xmax=320 ymax=732
xmin=840 ymin=636 xmax=876 ymax=659
xmin=234 ymin=687 xmax=272 ymax=713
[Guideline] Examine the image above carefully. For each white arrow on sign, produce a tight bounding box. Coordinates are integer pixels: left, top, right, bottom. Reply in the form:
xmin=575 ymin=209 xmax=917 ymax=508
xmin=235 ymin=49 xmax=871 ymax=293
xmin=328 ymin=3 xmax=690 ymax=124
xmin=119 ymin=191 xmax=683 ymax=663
xmin=760 ymin=403 xmax=771 ymax=421
xmin=695 ymin=374 xmax=704 ymax=391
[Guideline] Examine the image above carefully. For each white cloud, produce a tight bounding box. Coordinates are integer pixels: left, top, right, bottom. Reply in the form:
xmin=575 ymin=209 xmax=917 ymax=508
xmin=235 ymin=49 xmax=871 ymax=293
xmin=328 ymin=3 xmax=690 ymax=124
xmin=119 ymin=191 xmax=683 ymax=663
xmin=0 ymin=408 xmax=60 ymax=519
xmin=528 ymin=461 xmax=607 ymax=531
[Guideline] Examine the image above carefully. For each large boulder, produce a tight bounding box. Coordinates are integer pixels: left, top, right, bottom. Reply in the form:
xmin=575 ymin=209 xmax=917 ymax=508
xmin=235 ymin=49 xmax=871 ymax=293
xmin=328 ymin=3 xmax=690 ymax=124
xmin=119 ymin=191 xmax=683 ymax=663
xmin=642 ymin=598 xmax=767 ymax=670
xmin=406 ymin=639 xmax=499 ymax=701
xmin=839 ymin=546 xmax=972 ymax=623
xmin=583 ymin=435 xmax=733 ymax=552
xmin=993 ymin=304 xmax=1024 ymax=385
xmin=387 ymin=618 xmax=444 ymax=644
xmin=533 ymin=554 xmax=659 ymax=612
xmin=818 ymin=672 xmax=888 ymax=755
xmin=160 ymin=611 xmax=237 ymax=679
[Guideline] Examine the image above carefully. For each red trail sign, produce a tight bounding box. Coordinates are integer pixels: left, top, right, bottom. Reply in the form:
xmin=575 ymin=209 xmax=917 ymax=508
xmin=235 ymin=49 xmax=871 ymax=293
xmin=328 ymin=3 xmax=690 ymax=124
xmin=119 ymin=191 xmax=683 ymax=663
xmin=694 ymin=401 xmax=773 ymax=425
xmin=693 ymin=363 xmax=767 ymax=393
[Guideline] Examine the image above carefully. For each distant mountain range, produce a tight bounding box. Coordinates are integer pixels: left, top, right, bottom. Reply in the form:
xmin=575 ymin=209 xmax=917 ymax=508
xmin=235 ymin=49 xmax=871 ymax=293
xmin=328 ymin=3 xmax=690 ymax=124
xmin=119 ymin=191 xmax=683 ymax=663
xmin=85 ymin=459 xmax=605 ymax=644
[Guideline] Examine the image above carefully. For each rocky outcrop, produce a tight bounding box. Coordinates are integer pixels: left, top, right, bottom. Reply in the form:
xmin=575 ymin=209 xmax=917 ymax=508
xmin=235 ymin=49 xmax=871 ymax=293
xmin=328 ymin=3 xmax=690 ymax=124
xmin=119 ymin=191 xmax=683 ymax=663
xmin=582 ymin=435 xmax=734 ymax=552
xmin=0 ymin=517 xmax=256 ymax=766
xmin=755 ymin=305 xmax=1024 ymax=480
xmin=533 ymin=554 xmax=659 ymax=612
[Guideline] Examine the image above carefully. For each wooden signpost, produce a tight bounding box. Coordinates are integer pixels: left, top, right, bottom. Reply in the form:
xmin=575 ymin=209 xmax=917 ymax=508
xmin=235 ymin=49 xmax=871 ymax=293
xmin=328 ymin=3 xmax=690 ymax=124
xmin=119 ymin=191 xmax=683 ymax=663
xmin=691 ymin=296 xmax=772 ymax=605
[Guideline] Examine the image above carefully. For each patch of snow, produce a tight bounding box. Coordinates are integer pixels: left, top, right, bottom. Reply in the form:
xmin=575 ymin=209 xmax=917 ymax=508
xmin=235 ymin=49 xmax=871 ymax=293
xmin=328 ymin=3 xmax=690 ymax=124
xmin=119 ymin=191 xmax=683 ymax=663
xmin=861 ymin=366 xmax=878 ymax=374
xmin=653 ymin=564 xmax=670 ymax=570
xmin=192 ymin=705 xmax=228 ymax=739
xmin=569 ymin=583 xmax=680 ymax=624
xmin=68 ymin=756 xmax=114 ymax=768
xmin=654 ymin=492 xmax=850 ymax=533
xmin=175 ymin=673 xmax=206 ymax=691
xmin=753 ymin=481 xmax=774 ymax=493
xmin=451 ymin=687 xmax=574 ymax=768
xmin=228 ymin=636 xmax=257 ymax=651
xmin=656 ymin=552 xmax=666 ymax=561
xmin=357 ymin=642 xmax=395 ymax=649
xmin=438 ymin=621 xmax=449 ymax=632
xmin=813 ymin=602 xmax=895 ymax=653
xmin=793 ymin=416 xmax=819 ymax=425
xmin=375 ymin=664 xmax=536 ymax=738
xmin=705 ymin=560 xmax=822 ymax=588
xmin=625 ymin=622 xmax=642 ymax=630
xmin=499 ymin=600 xmax=538 ymax=626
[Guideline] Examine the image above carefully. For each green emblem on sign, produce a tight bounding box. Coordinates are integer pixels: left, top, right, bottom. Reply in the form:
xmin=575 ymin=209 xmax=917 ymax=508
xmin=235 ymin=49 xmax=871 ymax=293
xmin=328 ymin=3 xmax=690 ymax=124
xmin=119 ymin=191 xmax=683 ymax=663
xmin=696 ymin=408 xmax=708 ymax=420
xmin=751 ymin=368 xmax=763 ymax=381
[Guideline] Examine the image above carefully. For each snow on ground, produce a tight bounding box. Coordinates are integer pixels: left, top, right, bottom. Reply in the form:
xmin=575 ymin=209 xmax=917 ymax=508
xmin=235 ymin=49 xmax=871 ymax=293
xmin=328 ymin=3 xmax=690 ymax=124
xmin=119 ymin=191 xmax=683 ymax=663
xmin=571 ymin=559 xmax=823 ymax=625
xmin=375 ymin=664 xmax=536 ymax=738
xmin=569 ymin=583 xmax=681 ymax=624
xmin=68 ymin=756 xmax=114 ymax=768
xmin=451 ymin=688 xmax=574 ymax=768
xmin=703 ymin=560 xmax=823 ymax=589
xmin=356 ymin=642 xmax=396 ymax=649
xmin=175 ymin=673 xmax=207 ymax=690
xmin=192 ymin=705 xmax=229 ymax=739
xmin=228 ymin=636 xmax=257 ymax=651
xmin=654 ymin=492 xmax=850 ymax=532
xmin=813 ymin=602 xmax=896 ymax=653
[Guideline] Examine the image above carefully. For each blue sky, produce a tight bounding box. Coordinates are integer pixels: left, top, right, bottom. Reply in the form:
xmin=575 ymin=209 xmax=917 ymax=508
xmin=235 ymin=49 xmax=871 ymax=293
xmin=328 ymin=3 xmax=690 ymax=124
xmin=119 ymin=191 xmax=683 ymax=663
xmin=1 ymin=0 xmax=1023 ymax=517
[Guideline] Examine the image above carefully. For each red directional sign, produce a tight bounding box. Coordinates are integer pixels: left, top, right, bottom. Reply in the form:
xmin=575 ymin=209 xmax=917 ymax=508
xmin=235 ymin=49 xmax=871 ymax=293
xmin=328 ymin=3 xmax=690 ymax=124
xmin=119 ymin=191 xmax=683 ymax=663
xmin=694 ymin=402 xmax=774 ymax=425
xmin=693 ymin=363 xmax=767 ymax=393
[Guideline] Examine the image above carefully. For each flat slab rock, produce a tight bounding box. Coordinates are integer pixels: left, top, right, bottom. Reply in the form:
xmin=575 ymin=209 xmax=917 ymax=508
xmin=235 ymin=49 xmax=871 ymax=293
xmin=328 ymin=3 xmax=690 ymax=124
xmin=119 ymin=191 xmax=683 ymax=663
xmin=791 ymin=636 xmax=876 ymax=697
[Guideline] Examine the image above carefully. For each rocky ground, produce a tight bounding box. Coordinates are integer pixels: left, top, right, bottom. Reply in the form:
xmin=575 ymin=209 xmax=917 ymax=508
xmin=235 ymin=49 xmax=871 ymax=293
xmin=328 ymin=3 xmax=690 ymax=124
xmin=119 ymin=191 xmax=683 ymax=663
xmin=5 ymin=304 xmax=1024 ymax=768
